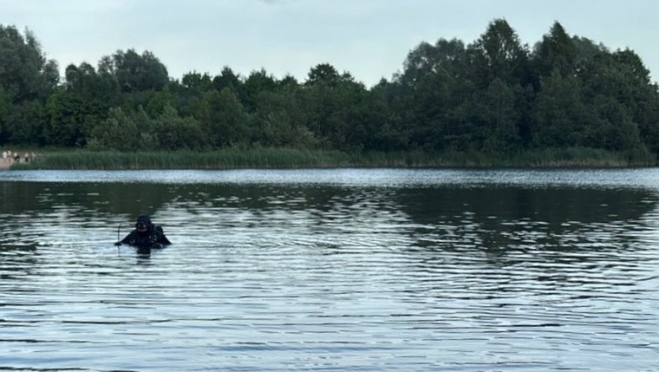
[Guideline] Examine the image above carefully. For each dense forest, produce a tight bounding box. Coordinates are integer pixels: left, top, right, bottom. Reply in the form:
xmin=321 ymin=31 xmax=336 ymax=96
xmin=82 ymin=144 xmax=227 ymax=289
xmin=1 ymin=19 xmax=659 ymax=163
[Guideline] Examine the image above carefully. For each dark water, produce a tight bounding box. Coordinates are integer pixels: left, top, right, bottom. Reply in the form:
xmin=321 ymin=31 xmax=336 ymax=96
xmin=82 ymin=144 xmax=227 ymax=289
xmin=1 ymin=169 xmax=658 ymax=371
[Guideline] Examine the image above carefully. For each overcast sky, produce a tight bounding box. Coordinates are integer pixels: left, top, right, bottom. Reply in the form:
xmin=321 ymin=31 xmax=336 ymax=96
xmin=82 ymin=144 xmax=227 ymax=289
xmin=1 ymin=0 xmax=657 ymax=87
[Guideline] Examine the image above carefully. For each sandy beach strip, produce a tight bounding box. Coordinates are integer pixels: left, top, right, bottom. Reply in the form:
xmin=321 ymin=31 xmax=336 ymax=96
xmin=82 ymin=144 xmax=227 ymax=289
xmin=0 ymin=160 xmax=13 ymax=170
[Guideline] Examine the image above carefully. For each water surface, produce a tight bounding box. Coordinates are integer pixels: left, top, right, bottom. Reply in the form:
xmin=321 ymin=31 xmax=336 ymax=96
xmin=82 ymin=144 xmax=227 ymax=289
xmin=1 ymin=169 xmax=659 ymax=371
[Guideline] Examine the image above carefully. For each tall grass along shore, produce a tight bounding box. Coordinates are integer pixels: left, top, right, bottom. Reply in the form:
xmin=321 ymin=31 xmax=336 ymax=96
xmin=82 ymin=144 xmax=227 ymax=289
xmin=7 ymin=147 xmax=655 ymax=170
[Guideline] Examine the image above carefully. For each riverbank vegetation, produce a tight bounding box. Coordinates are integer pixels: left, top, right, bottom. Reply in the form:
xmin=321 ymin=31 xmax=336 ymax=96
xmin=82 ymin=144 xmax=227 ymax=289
xmin=2 ymin=19 xmax=659 ymax=169
xmin=11 ymin=147 xmax=648 ymax=170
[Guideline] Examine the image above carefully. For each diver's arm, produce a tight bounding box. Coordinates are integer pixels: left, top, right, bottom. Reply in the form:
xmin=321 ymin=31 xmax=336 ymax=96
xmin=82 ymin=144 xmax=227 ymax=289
xmin=160 ymin=235 xmax=172 ymax=245
xmin=115 ymin=231 xmax=135 ymax=246
xmin=155 ymin=225 xmax=172 ymax=245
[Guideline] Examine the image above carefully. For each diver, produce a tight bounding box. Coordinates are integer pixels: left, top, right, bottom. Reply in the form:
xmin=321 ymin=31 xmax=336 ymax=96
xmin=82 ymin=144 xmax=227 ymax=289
xmin=115 ymin=214 xmax=171 ymax=249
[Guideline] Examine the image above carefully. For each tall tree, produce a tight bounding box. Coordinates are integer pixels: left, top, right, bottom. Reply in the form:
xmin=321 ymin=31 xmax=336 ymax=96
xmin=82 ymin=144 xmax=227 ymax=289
xmin=360 ymin=80 xmax=403 ymax=151
xmin=105 ymin=49 xmax=169 ymax=92
xmin=0 ymin=25 xmax=59 ymax=104
xmin=5 ymin=100 xmax=45 ymax=145
xmin=151 ymin=105 xmax=206 ymax=150
xmin=212 ymin=66 xmax=244 ymax=97
xmin=394 ymin=38 xmax=471 ymax=151
xmin=303 ymin=67 xmax=368 ymax=150
xmin=65 ymin=62 xmax=120 ymax=104
xmin=44 ymin=89 xmax=91 ymax=147
xmin=88 ymin=107 xmax=144 ymax=151
xmin=243 ymin=69 xmax=277 ymax=112
xmin=467 ymin=19 xmax=530 ymax=89
xmin=252 ymin=88 xmax=316 ymax=148
xmin=481 ymin=78 xmax=521 ymax=153
xmin=196 ymin=88 xmax=250 ymax=148
xmin=531 ymin=70 xmax=586 ymax=148
xmin=0 ymin=87 xmax=12 ymax=143
xmin=534 ymin=22 xmax=577 ymax=79
xmin=306 ymin=63 xmax=342 ymax=87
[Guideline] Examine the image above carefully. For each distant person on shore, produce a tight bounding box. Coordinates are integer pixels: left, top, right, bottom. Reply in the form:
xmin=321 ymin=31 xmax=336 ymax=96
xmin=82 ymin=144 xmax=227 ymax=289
xmin=2 ymin=151 xmax=6 ymax=163
xmin=24 ymin=153 xmax=29 ymax=162
xmin=13 ymin=152 xmax=19 ymax=163
xmin=115 ymin=214 xmax=171 ymax=249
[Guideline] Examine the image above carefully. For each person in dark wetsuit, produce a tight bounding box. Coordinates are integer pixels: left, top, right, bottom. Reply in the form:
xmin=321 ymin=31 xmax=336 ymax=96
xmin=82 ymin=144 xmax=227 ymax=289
xmin=115 ymin=214 xmax=171 ymax=249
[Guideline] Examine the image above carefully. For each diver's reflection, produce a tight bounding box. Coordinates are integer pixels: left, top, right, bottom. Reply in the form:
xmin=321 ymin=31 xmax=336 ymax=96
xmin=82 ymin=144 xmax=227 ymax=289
xmin=136 ymin=247 xmax=152 ymax=256
xmin=116 ymin=246 xmax=163 ymax=262
xmin=134 ymin=246 xmax=169 ymax=263
xmin=134 ymin=248 xmax=153 ymax=266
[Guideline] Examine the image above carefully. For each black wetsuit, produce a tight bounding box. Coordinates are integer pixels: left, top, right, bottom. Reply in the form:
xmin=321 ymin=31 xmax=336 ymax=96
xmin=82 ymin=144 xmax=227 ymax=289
xmin=117 ymin=215 xmax=171 ymax=249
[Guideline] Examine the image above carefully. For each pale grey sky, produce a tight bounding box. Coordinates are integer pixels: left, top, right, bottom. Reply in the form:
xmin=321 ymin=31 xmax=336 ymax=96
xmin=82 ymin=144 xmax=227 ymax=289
xmin=1 ymin=0 xmax=657 ymax=87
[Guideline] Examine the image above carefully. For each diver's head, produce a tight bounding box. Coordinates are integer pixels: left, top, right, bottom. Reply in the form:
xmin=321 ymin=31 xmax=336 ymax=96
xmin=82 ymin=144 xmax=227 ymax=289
xmin=135 ymin=214 xmax=152 ymax=234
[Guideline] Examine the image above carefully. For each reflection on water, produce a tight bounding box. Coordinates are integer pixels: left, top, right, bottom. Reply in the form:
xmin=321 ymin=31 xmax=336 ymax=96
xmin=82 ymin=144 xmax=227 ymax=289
xmin=1 ymin=169 xmax=659 ymax=371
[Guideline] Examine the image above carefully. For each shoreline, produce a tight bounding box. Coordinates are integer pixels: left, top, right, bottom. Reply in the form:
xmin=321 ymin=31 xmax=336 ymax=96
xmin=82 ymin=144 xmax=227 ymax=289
xmin=5 ymin=149 xmax=656 ymax=170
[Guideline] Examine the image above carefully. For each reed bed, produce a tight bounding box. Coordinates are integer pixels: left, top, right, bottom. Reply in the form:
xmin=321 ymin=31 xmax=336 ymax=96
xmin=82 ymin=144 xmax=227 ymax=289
xmin=9 ymin=147 xmax=655 ymax=170
xmin=352 ymin=147 xmax=654 ymax=168
xmin=12 ymin=149 xmax=353 ymax=170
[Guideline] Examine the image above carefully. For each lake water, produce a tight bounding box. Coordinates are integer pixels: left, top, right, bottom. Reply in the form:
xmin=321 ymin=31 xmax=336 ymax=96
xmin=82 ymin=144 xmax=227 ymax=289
xmin=1 ymin=168 xmax=658 ymax=371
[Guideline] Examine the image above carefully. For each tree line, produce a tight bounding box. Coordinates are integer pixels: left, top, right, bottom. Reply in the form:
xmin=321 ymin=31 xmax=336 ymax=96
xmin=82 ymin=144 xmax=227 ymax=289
xmin=1 ymin=19 xmax=658 ymax=161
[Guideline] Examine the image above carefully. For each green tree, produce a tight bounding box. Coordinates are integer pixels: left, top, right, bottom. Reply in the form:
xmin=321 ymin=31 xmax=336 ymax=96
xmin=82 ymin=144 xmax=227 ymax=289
xmin=0 ymin=25 xmax=59 ymax=104
xmin=481 ymin=78 xmax=521 ymax=153
xmin=0 ymin=87 xmax=11 ymax=143
xmin=610 ymin=49 xmax=659 ymax=153
xmin=88 ymin=107 xmax=143 ymax=151
xmin=5 ymin=100 xmax=45 ymax=145
xmin=145 ymin=87 xmax=177 ymax=117
xmin=212 ymin=66 xmax=240 ymax=90
xmin=64 ymin=62 xmax=120 ymax=107
xmin=181 ymin=71 xmax=214 ymax=91
xmin=533 ymin=22 xmax=577 ymax=79
xmin=252 ymin=86 xmax=317 ymax=149
xmin=586 ymin=95 xmax=641 ymax=151
xmin=44 ymin=89 xmax=90 ymax=147
xmin=360 ymin=80 xmax=402 ymax=151
xmin=43 ymin=62 xmax=119 ymax=147
xmin=467 ymin=19 xmax=530 ymax=89
xmin=169 ymin=71 xmax=215 ymax=117
xmin=197 ymin=88 xmax=250 ymax=148
xmin=303 ymin=67 xmax=368 ymax=150
xmin=243 ymin=69 xmax=277 ymax=111
xmin=105 ymin=49 xmax=169 ymax=92
xmin=151 ymin=105 xmax=206 ymax=150
xmin=392 ymin=38 xmax=474 ymax=151
xmin=531 ymin=70 xmax=586 ymax=148
xmin=306 ymin=63 xmax=342 ymax=87
xmin=212 ymin=66 xmax=245 ymax=99
xmin=577 ymin=48 xmax=647 ymax=152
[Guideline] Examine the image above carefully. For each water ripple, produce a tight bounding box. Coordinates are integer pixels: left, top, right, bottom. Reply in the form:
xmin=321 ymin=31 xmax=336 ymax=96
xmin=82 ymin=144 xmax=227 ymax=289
xmin=1 ymin=170 xmax=659 ymax=371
